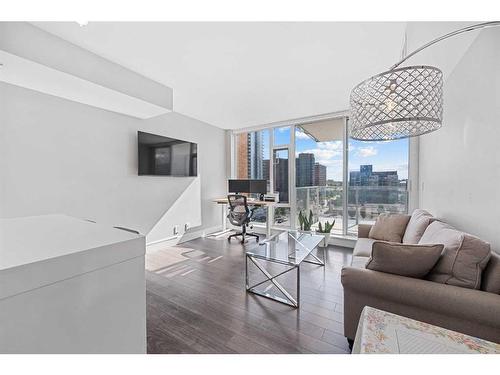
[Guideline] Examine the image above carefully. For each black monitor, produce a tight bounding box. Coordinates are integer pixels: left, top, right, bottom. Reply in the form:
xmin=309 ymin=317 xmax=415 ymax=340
xmin=228 ymin=179 xmax=267 ymax=194
xmin=228 ymin=179 xmax=250 ymax=193
xmin=249 ymin=179 xmax=267 ymax=194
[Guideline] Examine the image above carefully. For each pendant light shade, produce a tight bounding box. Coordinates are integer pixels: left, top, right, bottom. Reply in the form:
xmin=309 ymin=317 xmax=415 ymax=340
xmin=349 ymin=65 xmax=443 ymax=141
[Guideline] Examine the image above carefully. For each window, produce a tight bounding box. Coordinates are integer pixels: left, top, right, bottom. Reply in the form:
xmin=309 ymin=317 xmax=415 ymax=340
xmin=294 ymin=125 xmax=344 ymax=234
xmin=232 ymin=116 xmax=410 ymax=237
xmin=273 ymin=126 xmax=290 ymax=146
xmin=347 ymin=138 xmax=409 ymax=235
xmin=235 ymin=129 xmax=270 ymax=223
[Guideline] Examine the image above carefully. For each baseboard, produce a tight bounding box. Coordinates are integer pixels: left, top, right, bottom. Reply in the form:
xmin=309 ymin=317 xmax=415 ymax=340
xmin=330 ymin=235 xmax=356 ymax=249
xmin=178 ymin=225 xmax=223 ymax=243
xmin=147 ymin=235 xmax=180 ymax=246
xmin=146 ymin=224 xmax=356 ymax=251
xmin=146 ymin=236 xmax=180 ymax=253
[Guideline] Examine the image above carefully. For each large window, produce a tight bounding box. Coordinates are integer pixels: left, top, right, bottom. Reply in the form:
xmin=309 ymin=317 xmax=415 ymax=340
xmin=232 ymin=117 xmax=410 ymax=237
xmin=235 ymin=129 xmax=270 ymax=223
xmin=347 ymin=138 xmax=409 ymax=235
xmin=294 ymin=125 xmax=344 ymax=235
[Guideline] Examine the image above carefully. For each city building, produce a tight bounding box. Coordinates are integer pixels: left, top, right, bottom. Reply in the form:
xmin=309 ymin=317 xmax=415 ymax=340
xmin=313 ymin=162 xmax=327 ymax=186
xmin=274 ymin=157 xmax=289 ymax=202
xmin=296 ymin=153 xmax=315 ymax=187
xmin=237 ymin=132 xmax=266 ymax=180
xmin=349 ymin=164 xmax=399 ymax=187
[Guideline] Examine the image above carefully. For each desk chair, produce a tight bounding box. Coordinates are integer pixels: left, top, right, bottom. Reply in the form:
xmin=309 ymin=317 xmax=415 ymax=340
xmin=227 ymin=194 xmax=260 ymax=244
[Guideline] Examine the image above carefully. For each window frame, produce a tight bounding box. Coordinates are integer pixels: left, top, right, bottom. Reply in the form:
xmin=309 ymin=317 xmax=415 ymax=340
xmin=230 ymin=111 xmax=413 ymax=237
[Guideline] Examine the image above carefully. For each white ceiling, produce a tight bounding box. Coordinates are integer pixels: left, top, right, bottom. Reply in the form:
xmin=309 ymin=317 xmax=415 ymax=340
xmin=33 ymin=22 xmax=408 ymax=129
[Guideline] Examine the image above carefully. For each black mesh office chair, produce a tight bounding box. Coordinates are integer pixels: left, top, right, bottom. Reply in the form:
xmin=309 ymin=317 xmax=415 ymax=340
xmin=227 ymin=194 xmax=259 ymax=244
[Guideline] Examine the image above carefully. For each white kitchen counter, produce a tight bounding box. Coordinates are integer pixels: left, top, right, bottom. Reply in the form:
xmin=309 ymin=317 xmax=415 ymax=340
xmin=0 ymin=214 xmax=146 ymax=353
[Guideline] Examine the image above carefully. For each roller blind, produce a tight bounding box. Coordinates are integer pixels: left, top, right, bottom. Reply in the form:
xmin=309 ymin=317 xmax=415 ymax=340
xmin=299 ymin=117 xmax=345 ymax=142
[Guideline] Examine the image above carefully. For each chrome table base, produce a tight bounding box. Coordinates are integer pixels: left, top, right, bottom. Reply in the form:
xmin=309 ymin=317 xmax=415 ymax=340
xmin=245 ymin=247 xmax=325 ymax=308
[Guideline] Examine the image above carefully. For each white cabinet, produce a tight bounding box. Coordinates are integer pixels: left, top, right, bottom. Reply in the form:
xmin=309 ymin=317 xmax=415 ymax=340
xmin=0 ymin=214 xmax=146 ymax=353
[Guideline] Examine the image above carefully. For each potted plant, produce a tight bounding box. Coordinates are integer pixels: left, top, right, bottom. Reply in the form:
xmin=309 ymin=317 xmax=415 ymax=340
xmin=298 ymin=210 xmax=314 ymax=233
xmin=316 ymin=220 xmax=335 ymax=247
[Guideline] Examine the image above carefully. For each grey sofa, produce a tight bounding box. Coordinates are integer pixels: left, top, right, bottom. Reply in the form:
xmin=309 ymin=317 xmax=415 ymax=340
xmin=341 ymin=211 xmax=500 ymax=345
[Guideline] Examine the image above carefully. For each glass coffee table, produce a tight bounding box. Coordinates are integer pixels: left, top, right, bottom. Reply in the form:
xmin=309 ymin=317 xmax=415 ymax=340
xmin=245 ymin=230 xmax=325 ymax=308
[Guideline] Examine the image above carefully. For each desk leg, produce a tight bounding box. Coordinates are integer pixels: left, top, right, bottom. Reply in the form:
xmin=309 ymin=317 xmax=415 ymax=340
xmin=267 ymin=205 xmax=273 ymax=238
xmin=206 ymin=203 xmax=232 ymax=238
xmin=222 ymin=203 xmax=227 ymax=231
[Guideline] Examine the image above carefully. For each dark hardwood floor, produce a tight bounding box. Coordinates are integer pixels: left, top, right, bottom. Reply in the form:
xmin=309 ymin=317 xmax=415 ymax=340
xmin=145 ymin=235 xmax=353 ymax=354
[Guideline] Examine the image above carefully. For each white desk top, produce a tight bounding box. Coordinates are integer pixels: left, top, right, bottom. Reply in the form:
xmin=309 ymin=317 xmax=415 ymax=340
xmin=0 ymin=214 xmax=145 ymax=300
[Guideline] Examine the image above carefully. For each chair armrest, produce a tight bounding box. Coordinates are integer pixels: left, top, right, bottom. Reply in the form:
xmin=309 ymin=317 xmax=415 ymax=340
xmin=357 ymin=224 xmax=372 ymax=238
xmin=341 ymin=267 xmax=500 ymax=328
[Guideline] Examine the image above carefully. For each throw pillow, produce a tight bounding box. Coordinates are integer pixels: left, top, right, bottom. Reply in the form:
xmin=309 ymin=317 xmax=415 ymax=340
xmin=366 ymin=241 xmax=443 ymax=278
xmin=402 ymin=209 xmax=434 ymax=244
xmin=481 ymin=252 xmax=500 ymax=294
xmin=420 ymin=221 xmax=491 ymax=289
xmin=368 ymin=213 xmax=411 ymax=243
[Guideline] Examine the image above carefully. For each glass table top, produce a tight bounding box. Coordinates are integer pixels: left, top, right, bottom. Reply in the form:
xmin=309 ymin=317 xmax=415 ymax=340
xmin=246 ymin=230 xmax=324 ymax=266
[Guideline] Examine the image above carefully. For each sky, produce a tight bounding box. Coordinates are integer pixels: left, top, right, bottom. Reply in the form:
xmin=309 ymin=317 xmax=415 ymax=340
xmin=264 ymin=126 xmax=409 ymax=182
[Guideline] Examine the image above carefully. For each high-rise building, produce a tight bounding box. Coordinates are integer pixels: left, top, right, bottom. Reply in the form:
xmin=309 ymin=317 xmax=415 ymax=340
xmin=236 ymin=132 xmax=265 ymax=180
xmin=349 ymin=165 xmax=399 ymax=187
xmin=348 ymin=164 xmax=400 ymax=204
xmin=262 ymin=159 xmax=270 ymax=181
xmin=247 ymin=131 xmax=264 ymax=179
xmin=274 ymin=157 xmax=289 ymax=202
xmin=236 ymin=133 xmax=249 ymax=179
xmin=296 ymin=153 xmax=315 ymax=187
xmin=313 ymin=163 xmax=327 ymax=186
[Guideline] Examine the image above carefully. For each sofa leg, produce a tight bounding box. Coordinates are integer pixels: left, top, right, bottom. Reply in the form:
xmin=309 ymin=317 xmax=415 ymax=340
xmin=347 ymin=339 xmax=354 ymax=351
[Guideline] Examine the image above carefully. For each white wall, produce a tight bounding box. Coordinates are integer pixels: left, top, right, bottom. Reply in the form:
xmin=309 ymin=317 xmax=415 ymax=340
xmin=410 ymin=27 xmax=500 ymax=252
xmin=0 ymin=82 xmax=226 ymax=239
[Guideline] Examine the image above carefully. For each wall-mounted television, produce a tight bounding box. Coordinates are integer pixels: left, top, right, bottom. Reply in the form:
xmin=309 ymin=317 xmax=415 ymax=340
xmin=138 ymin=131 xmax=197 ymax=176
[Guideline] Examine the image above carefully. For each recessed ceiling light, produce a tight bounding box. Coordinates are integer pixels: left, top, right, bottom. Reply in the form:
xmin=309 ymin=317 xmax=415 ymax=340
xmin=76 ymin=21 xmax=89 ymax=27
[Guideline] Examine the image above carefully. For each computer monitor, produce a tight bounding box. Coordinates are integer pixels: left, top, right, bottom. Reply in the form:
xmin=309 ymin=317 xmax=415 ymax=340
xmin=249 ymin=179 xmax=267 ymax=194
xmin=228 ymin=179 xmax=267 ymax=194
xmin=228 ymin=179 xmax=250 ymax=193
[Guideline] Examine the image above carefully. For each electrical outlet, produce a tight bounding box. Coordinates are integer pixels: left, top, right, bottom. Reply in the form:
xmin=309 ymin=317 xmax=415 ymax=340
xmin=185 ymin=223 xmax=190 ymax=231
xmin=173 ymin=225 xmax=179 ymax=235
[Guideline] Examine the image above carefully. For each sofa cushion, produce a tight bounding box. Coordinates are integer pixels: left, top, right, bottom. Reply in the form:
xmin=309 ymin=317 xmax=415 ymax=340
xmin=366 ymin=241 xmax=443 ymax=278
xmin=402 ymin=209 xmax=434 ymax=244
xmin=482 ymin=252 xmax=500 ymax=294
xmin=353 ymin=238 xmax=377 ymax=257
xmin=368 ymin=213 xmax=411 ymax=243
xmin=420 ymin=221 xmax=491 ymax=289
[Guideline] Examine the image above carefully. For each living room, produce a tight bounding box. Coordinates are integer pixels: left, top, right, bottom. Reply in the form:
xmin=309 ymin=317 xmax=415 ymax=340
xmin=1 ymin=0 xmax=499 ymax=373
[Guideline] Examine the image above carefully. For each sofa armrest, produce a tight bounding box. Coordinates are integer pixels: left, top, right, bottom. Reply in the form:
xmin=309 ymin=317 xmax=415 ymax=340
xmin=357 ymin=224 xmax=372 ymax=238
xmin=341 ymin=266 xmax=500 ymax=328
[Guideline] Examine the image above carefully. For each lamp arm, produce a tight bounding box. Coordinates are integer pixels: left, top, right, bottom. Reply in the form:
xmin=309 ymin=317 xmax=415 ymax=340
xmin=390 ymin=21 xmax=500 ymax=70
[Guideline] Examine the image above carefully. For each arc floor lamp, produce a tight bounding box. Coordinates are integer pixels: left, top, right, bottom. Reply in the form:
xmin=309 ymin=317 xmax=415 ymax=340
xmin=349 ymin=21 xmax=500 ymax=141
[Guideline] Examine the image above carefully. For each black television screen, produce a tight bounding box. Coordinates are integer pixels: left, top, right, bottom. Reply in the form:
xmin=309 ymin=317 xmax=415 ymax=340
xmin=138 ymin=131 xmax=197 ymax=176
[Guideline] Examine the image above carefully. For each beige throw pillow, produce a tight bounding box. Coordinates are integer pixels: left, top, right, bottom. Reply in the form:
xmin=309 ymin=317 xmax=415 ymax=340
xmin=402 ymin=209 xmax=434 ymax=244
xmin=366 ymin=241 xmax=443 ymax=278
xmin=420 ymin=221 xmax=491 ymax=290
xmin=481 ymin=252 xmax=500 ymax=294
xmin=368 ymin=213 xmax=411 ymax=243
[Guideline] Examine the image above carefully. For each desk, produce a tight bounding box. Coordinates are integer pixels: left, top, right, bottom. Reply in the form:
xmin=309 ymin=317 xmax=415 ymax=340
xmin=210 ymin=198 xmax=277 ymax=241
